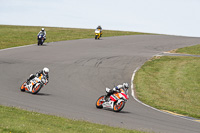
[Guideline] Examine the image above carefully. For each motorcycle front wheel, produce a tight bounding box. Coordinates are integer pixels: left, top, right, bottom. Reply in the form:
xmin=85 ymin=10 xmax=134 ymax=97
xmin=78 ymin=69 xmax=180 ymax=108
xmin=95 ymin=35 xmax=98 ymax=40
xmin=96 ymin=95 xmax=105 ymax=109
xmin=38 ymin=39 xmax=42 ymax=45
xmin=113 ymin=101 xmax=125 ymax=112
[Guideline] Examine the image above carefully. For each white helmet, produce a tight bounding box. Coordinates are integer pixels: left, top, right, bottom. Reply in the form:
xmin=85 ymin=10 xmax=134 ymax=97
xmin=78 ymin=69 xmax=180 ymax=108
xmin=123 ymin=83 xmax=129 ymax=89
xmin=43 ymin=67 xmax=49 ymax=75
xmin=41 ymin=28 xmax=45 ymax=31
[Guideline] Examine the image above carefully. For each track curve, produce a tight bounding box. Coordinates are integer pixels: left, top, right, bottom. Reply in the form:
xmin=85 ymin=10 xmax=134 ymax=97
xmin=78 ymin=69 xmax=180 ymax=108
xmin=0 ymin=35 xmax=200 ymax=133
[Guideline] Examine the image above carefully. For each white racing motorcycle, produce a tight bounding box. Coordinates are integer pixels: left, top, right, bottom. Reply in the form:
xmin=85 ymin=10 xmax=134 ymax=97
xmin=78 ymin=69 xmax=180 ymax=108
xmin=96 ymin=88 xmax=129 ymax=112
xmin=20 ymin=74 xmax=48 ymax=94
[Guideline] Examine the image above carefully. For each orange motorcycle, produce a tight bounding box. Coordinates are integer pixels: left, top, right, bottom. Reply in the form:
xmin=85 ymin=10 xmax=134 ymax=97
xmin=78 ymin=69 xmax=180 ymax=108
xmin=20 ymin=74 xmax=48 ymax=94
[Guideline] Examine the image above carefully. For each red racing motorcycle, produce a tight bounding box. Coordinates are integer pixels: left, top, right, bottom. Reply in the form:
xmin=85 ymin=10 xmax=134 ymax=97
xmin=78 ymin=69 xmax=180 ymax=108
xmin=96 ymin=88 xmax=129 ymax=112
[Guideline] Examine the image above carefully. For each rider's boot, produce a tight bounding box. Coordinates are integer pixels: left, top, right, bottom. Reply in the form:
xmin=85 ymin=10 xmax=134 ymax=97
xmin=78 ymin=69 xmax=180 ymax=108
xmin=104 ymin=95 xmax=109 ymax=101
xmin=26 ymin=79 xmax=30 ymax=85
xmin=27 ymin=74 xmax=35 ymax=84
xmin=105 ymin=93 xmax=112 ymax=102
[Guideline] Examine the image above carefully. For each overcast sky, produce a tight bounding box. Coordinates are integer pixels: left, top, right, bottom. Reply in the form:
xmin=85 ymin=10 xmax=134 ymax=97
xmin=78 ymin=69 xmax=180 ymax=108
xmin=0 ymin=0 xmax=200 ymax=37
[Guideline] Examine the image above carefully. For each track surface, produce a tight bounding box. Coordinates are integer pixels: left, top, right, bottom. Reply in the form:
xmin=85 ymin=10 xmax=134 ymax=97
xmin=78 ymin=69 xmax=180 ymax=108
xmin=1 ymin=35 xmax=200 ymax=133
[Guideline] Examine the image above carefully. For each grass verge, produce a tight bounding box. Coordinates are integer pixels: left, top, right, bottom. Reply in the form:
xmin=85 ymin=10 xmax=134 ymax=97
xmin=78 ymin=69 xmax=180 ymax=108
xmin=0 ymin=105 xmax=146 ymax=133
xmin=0 ymin=25 xmax=149 ymax=49
xmin=134 ymin=56 xmax=200 ymax=118
xmin=173 ymin=44 xmax=200 ymax=55
xmin=176 ymin=44 xmax=200 ymax=55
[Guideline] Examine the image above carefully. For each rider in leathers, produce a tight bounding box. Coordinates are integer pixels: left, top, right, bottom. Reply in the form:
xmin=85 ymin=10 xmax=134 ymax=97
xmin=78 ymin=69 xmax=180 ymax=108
xmin=96 ymin=25 xmax=102 ymax=37
xmin=105 ymin=83 xmax=129 ymax=101
xmin=37 ymin=28 xmax=46 ymax=42
xmin=26 ymin=67 xmax=49 ymax=91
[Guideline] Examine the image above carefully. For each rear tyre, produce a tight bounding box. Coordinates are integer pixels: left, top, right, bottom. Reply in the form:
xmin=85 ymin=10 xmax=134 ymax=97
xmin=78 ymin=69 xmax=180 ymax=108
xmin=32 ymin=84 xmax=42 ymax=94
xmin=20 ymin=82 xmax=26 ymax=92
xmin=113 ymin=100 xmax=125 ymax=112
xmin=96 ymin=95 xmax=105 ymax=109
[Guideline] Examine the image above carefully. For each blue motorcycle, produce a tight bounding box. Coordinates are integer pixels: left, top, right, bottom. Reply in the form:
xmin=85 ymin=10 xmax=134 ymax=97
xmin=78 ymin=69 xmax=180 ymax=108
xmin=37 ymin=33 xmax=45 ymax=45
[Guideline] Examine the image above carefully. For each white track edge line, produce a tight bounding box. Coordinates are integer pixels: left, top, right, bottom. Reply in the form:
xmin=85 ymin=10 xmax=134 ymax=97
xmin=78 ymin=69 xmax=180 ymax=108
xmin=131 ymin=67 xmax=200 ymax=123
xmin=0 ymin=44 xmax=36 ymax=52
xmin=0 ymin=42 xmax=48 ymax=52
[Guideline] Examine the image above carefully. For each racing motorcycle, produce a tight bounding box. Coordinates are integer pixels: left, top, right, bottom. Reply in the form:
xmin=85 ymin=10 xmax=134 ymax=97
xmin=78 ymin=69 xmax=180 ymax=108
xmin=96 ymin=88 xmax=129 ymax=112
xmin=95 ymin=29 xmax=101 ymax=40
xmin=20 ymin=74 xmax=48 ymax=94
xmin=37 ymin=33 xmax=45 ymax=45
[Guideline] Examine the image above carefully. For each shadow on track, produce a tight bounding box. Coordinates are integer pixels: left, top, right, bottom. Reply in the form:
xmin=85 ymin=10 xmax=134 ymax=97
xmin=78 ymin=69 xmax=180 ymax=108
xmin=35 ymin=93 xmax=51 ymax=96
xmin=100 ymin=108 xmax=131 ymax=114
xmin=21 ymin=91 xmax=51 ymax=96
xmin=37 ymin=44 xmax=48 ymax=46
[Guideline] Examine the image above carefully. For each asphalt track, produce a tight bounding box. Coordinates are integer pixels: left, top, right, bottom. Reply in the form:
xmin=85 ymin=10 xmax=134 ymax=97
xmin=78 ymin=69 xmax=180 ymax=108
xmin=0 ymin=35 xmax=200 ymax=133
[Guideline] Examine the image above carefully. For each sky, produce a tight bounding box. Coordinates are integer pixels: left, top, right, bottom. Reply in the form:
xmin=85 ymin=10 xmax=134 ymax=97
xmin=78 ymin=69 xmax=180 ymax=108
xmin=0 ymin=0 xmax=200 ymax=37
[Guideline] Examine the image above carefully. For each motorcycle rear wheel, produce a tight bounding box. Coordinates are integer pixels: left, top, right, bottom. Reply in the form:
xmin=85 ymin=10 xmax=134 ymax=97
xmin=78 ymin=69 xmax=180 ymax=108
xmin=96 ymin=95 xmax=105 ymax=109
xmin=20 ymin=82 xmax=26 ymax=92
xmin=113 ymin=101 xmax=125 ymax=112
xmin=32 ymin=84 xmax=42 ymax=94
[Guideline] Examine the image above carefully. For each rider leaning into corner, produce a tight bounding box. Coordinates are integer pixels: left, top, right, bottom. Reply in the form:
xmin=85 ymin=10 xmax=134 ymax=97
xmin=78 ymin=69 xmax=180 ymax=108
xmin=26 ymin=67 xmax=49 ymax=91
xmin=37 ymin=28 xmax=46 ymax=42
xmin=96 ymin=25 xmax=103 ymax=37
xmin=105 ymin=83 xmax=129 ymax=101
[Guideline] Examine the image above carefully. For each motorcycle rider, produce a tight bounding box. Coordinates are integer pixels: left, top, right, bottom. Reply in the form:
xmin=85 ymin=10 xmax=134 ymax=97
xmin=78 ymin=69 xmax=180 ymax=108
xmin=37 ymin=28 xmax=46 ymax=42
xmin=96 ymin=25 xmax=102 ymax=37
xmin=26 ymin=67 xmax=49 ymax=91
xmin=105 ymin=83 xmax=129 ymax=101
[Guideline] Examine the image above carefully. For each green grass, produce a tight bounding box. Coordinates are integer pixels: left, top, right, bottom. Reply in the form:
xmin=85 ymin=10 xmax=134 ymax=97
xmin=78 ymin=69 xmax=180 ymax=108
xmin=0 ymin=25 xmax=149 ymax=49
xmin=0 ymin=105 xmax=146 ymax=133
xmin=134 ymin=56 xmax=200 ymax=118
xmin=175 ymin=44 xmax=200 ymax=55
